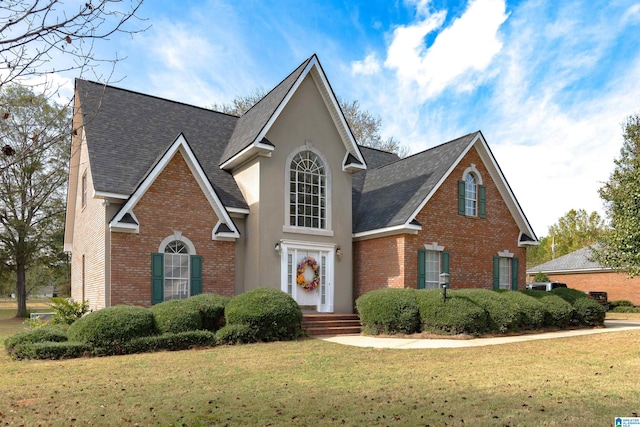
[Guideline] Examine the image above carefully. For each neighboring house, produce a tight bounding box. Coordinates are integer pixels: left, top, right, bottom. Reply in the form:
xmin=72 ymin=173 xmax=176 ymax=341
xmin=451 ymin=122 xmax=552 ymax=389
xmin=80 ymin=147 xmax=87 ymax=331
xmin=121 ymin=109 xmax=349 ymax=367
xmin=64 ymin=54 xmax=538 ymax=313
xmin=527 ymin=246 xmax=640 ymax=305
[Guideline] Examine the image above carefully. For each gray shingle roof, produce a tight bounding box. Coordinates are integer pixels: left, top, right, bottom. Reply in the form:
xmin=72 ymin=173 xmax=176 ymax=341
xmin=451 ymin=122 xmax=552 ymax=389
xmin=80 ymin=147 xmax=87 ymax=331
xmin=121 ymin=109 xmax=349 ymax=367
xmin=353 ymin=133 xmax=476 ymax=233
xmin=221 ymin=56 xmax=313 ymax=164
xmin=527 ymin=246 xmax=604 ymax=273
xmin=75 ymin=79 xmax=248 ymax=210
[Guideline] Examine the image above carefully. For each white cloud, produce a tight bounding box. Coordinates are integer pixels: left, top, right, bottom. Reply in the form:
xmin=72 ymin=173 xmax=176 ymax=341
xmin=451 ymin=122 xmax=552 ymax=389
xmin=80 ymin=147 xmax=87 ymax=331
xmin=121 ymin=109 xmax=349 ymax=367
xmin=384 ymin=0 xmax=508 ymax=100
xmin=351 ymin=53 xmax=381 ymax=75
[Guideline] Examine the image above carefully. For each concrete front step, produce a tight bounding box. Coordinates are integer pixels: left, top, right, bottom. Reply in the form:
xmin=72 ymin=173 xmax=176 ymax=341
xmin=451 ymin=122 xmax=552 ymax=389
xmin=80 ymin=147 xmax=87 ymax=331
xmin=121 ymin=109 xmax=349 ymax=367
xmin=302 ymin=314 xmax=361 ymax=336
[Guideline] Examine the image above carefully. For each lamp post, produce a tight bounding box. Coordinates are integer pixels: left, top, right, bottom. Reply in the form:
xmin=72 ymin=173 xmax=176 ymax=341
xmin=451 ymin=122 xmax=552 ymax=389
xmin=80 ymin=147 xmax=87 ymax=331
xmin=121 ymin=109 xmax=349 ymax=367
xmin=439 ymin=273 xmax=450 ymax=303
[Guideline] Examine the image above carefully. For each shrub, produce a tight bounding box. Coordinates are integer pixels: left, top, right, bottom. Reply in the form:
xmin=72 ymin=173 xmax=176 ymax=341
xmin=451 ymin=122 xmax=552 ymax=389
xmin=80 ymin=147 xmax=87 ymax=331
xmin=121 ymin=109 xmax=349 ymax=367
xmin=48 ymin=297 xmax=90 ymax=325
xmin=11 ymin=341 xmax=91 ymax=360
xmin=550 ymin=287 xmax=590 ymax=304
xmin=572 ymin=297 xmax=605 ymax=326
xmin=4 ymin=325 xmax=68 ymax=357
xmin=609 ymin=300 xmax=634 ymax=310
xmin=539 ymin=295 xmax=574 ymax=328
xmin=183 ymin=293 xmax=229 ymax=332
xmin=355 ymin=288 xmax=420 ymax=335
xmin=124 ymin=331 xmax=217 ymax=354
xmin=454 ymin=289 xmax=520 ymax=333
xmin=68 ymin=305 xmax=156 ymax=354
xmin=225 ymin=287 xmax=302 ymax=341
xmin=415 ymin=289 xmax=487 ymax=335
xmin=500 ymin=291 xmax=546 ymax=330
xmin=533 ymin=272 xmax=550 ymax=282
xmin=216 ymin=324 xmax=258 ymax=345
xmin=611 ymin=306 xmax=640 ymax=313
xmin=150 ymin=300 xmax=202 ymax=334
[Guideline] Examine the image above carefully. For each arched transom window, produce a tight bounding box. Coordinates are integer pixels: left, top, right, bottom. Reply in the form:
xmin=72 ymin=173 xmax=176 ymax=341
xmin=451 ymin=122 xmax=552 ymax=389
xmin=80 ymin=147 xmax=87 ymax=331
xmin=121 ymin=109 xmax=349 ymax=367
xmin=164 ymin=240 xmax=190 ymax=301
xmin=290 ymin=151 xmax=326 ymax=229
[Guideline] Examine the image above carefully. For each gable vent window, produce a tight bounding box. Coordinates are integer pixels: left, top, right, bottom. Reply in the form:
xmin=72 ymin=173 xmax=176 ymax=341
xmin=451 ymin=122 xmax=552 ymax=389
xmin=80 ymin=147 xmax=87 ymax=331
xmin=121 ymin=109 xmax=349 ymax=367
xmin=289 ymin=151 xmax=326 ymax=229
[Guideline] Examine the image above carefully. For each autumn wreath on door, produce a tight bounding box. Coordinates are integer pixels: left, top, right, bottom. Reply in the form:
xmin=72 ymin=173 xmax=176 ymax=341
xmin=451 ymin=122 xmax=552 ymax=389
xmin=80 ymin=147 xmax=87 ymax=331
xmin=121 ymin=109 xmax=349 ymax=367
xmin=296 ymin=256 xmax=320 ymax=292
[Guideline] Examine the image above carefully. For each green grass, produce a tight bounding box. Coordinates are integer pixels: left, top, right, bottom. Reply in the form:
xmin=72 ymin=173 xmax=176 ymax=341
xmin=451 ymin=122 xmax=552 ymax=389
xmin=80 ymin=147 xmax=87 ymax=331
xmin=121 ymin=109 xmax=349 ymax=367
xmin=1 ymin=316 xmax=639 ymax=426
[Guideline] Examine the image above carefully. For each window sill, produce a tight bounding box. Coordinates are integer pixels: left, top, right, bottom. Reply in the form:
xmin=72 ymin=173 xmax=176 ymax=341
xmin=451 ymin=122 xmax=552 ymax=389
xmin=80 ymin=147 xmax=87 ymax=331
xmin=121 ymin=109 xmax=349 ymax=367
xmin=282 ymin=225 xmax=334 ymax=237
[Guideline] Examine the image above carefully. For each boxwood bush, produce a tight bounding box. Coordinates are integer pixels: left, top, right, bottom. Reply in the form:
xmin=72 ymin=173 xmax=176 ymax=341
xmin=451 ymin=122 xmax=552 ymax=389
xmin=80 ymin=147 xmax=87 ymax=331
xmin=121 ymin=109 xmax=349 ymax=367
xmin=224 ymin=287 xmax=302 ymax=341
xmin=150 ymin=299 xmax=202 ymax=334
xmin=4 ymin=325 xmax=69 ymax=358
xmin=68 ymin=305 xmax=157 ymax=354
xmin=124 ymin=330 xmax=217 ymax=354
xmin=183 ymin=293 xmax=229 ymax=332
xmin=11 ymin=341 xmax=91 ymax=360
xmin=355 ymin=288 xmax=420 ymax=335
xmin=415 ymin=289 xmax=487 ymax=335
xmin=499 ymin=291 xmax=546 ymax=330
xmin=454 ymin=289 xmax=520 ymax=333
xmin=216 ymin=324 xmax=258 ymax=345
xmin=551 ymin=288 xmax=605 ymax=326
xmin=609 ymin=300 xmax=635 ymax=310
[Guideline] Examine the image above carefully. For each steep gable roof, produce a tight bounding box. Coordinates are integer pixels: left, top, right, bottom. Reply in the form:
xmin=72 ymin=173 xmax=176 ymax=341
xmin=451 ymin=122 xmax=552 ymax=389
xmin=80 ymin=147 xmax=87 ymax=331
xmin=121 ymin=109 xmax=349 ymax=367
xmin=353 ymin=132 xmax=538 ymax=244
xmin=74 ymin=79 xmax=247 ymax=210
xmin=220 ymin=54 xmax=366 ymax=172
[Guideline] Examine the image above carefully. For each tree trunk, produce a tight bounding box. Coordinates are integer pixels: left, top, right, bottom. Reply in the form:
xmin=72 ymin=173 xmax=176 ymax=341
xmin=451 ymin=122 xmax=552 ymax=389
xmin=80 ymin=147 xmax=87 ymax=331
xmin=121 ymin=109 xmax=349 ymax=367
xmin=16 ymin=264 xmax=27 ymax=318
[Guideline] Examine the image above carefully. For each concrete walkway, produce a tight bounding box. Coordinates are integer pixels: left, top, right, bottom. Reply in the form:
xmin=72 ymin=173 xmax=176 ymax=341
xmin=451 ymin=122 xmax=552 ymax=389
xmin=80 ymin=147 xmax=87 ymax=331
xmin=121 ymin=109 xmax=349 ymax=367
xmin=320 ymin=320 xmax=640 ymax=349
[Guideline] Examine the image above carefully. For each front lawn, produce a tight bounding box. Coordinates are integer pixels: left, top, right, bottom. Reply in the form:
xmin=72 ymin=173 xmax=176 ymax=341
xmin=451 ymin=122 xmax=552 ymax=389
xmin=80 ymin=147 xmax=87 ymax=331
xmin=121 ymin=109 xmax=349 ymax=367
xmin=1 ymin=316 xmax=638 ymax=426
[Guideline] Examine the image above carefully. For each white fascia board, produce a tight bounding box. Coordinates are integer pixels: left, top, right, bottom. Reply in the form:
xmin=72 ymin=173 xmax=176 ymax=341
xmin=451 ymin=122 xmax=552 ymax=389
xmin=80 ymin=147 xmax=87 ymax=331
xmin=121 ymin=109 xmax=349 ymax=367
xmin=219 ymin=141 xmax=273 ymax=170
xmin=309 ymin=65 xmax=366 ymax=167
xmin=474 ymin=135 xmax=538 ymax=242
xmin=226 ymin=207 xmax=250 ymax=215
xmin=353 ymin=222 xmax=422 ymax=241
xmin=110 ymin=134 xmax=239 ymax=239
xmin=94 ymin=191 xmax=129 ymax=200
xmin=525 ymin=267 xmax=613 ymax=275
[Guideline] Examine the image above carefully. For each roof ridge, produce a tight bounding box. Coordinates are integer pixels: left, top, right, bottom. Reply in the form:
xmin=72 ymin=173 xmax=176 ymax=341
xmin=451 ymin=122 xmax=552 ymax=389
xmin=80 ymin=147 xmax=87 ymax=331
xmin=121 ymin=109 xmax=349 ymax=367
xmin=75 ymin=78 xmax=239 ymax=118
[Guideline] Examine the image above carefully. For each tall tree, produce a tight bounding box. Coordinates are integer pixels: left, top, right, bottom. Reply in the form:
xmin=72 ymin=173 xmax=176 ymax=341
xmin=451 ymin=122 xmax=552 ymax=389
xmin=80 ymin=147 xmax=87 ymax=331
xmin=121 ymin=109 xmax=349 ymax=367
xmin=527 ymin=209 xmax=605 ymax=268
xmin=1 ymin=1 xmax=144 ymax=89
xmin=592 ymin=113 xmax=640 ymax=276
xmin=0 ymin=84 xmax=69 ymax=317
xmin=214 ymin=89 xmax=409 ymax=157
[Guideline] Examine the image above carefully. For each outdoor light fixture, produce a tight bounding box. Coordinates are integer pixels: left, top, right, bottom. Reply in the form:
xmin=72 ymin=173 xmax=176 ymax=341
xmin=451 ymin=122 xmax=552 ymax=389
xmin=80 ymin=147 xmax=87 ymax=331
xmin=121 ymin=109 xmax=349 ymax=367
xmin=274 ymin=241 xmax=281 ymax=254
xmin=336 ymin=245 xmax=343 ymax=259
xmin=439 ymin=273 xmax=450 ymax=303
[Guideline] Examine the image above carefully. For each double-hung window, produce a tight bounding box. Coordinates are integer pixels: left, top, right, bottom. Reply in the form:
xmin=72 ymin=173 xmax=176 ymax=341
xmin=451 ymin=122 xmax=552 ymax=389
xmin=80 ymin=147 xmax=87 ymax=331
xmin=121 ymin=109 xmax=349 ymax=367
xmin=418 ymin=249 xmax=450 ymax=289
xmin=151 ymin=238 xmax=202 ymax=304
xmin=493 ymin=255 xmax=519 ymax=290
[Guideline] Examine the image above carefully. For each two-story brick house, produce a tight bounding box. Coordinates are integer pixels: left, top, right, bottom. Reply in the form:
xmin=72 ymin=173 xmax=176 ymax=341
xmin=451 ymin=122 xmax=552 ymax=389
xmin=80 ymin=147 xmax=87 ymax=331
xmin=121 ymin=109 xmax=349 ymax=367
xmin=64 ymin=54 xmax=538 ymax=313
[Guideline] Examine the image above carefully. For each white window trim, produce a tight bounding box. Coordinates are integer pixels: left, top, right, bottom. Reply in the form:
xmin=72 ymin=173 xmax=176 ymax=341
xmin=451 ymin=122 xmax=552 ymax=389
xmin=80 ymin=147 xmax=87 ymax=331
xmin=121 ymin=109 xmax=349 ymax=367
xmin=283 ymin=142 xmax=333 ymax=235
xmin=159 ymin=231 xmax=196 ymax=255
xmin=424 ymin=242 xmax=445 ymax=252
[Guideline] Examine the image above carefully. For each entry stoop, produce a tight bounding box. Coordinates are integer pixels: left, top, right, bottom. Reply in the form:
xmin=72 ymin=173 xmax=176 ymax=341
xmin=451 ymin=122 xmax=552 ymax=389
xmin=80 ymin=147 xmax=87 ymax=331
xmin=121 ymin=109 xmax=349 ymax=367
xmin=302 ymin=314 xmax=361 ymax=336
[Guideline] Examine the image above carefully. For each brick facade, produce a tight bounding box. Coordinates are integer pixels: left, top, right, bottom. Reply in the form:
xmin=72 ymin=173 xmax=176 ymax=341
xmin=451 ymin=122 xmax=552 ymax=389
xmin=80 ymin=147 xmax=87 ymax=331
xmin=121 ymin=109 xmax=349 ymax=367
xmin=109 ymin=151 xmax=235 ymax=307
xmin=529 ymin=272 xmax=640 ymax=306
xmin=353 ymin=146 xmax=526 ymax=300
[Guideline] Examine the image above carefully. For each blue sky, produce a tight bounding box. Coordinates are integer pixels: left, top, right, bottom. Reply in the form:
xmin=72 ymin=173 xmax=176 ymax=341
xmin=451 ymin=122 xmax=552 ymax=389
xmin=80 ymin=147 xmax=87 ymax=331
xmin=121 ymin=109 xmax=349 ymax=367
xmin=61 ymin=0 xmax=640 ymax=236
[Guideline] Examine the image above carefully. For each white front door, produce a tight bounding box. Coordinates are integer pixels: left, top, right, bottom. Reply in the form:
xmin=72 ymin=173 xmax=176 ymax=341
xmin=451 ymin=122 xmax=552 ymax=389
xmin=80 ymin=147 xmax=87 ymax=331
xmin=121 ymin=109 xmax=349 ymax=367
xmin=280 ymin=241 xmax=334 ymax=313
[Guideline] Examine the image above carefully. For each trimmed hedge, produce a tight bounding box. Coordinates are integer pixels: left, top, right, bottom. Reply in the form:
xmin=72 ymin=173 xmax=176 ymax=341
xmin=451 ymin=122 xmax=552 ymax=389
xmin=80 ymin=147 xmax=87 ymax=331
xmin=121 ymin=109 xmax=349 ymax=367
xmin=551 ymin=288 xmax=605 ymax=326
xmin=609 ymin=300 xmax=634 ymax=310
xmin=4 ymin=325 xmax=69 ymax=358
xmin=454 ymin=289 xmax=519 ymax=333
xmin=124 ymin=331 xmax=217 ymax=354
xmin=216 ymin=324 xmax=258 ymax=345
xmin=183 ymin=293 xmax=229 ymax=332
xmin=499 ymin=291 xmax=545 ymax=330
xmin=150 ymin=300 xmax=202 ymax=334
xmin=355 ymin=288 xmax=420 ymax=335
xmin=611 ymin=306 xmax=640 ymax=313
xmin=11 ymin=341 xmax=91 ymax=360
xmin=68 ymin=305 xmax=157 ymax=354
xmin=415 ymin=289 xmax=487 ymax=335
xmin=225 ymin=287 xmax=302 ymax=341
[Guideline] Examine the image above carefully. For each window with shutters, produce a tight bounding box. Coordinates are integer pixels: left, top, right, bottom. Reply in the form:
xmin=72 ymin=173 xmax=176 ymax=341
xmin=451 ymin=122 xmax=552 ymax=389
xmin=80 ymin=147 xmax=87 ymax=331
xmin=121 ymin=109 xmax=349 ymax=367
xmin=418 ymin=246 xmax=449 ymax=289
xmin=493 ymin=253 xmax=519 ymax=290
xmin=458 ymin=164 xmax=486 ymax=218
xmin=151 ymin=235 xmax=202 ymax=304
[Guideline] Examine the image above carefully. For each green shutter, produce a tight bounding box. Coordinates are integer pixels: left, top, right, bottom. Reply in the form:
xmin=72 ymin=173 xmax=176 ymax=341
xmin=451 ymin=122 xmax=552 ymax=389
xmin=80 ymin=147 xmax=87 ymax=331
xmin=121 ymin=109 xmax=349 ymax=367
xmin=441 ymin=251 xmax=450 ymax=275
xmin=151 ymin=253 xmax=164 ymax=305
xmin=190 ymin=255 xmax=203 ymax=296
xmin=511 ymin=257 xmax=519 ymax=290
xmin=417 ymin=250 xmax=426 ymax=289
xmin=479 ymin=185 xmax=486 ymax=218
xmin=492 ymin=256 xmax=500 ymax=290
xmin=458 ymin=180 xmax=466 ymax=215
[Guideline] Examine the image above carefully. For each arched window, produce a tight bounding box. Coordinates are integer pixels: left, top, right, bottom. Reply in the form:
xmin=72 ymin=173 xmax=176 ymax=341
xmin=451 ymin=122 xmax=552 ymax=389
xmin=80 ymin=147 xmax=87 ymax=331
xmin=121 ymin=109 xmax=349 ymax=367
xmin=465 ymin=173 xmax=477 ymax=216
xmin=163 ymin=240 xmax=190 ymax=301
xmin=151 ymin=234 xmax=202 ymax=304
xmin=289 ymin=150 xmax=326 ymax=229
